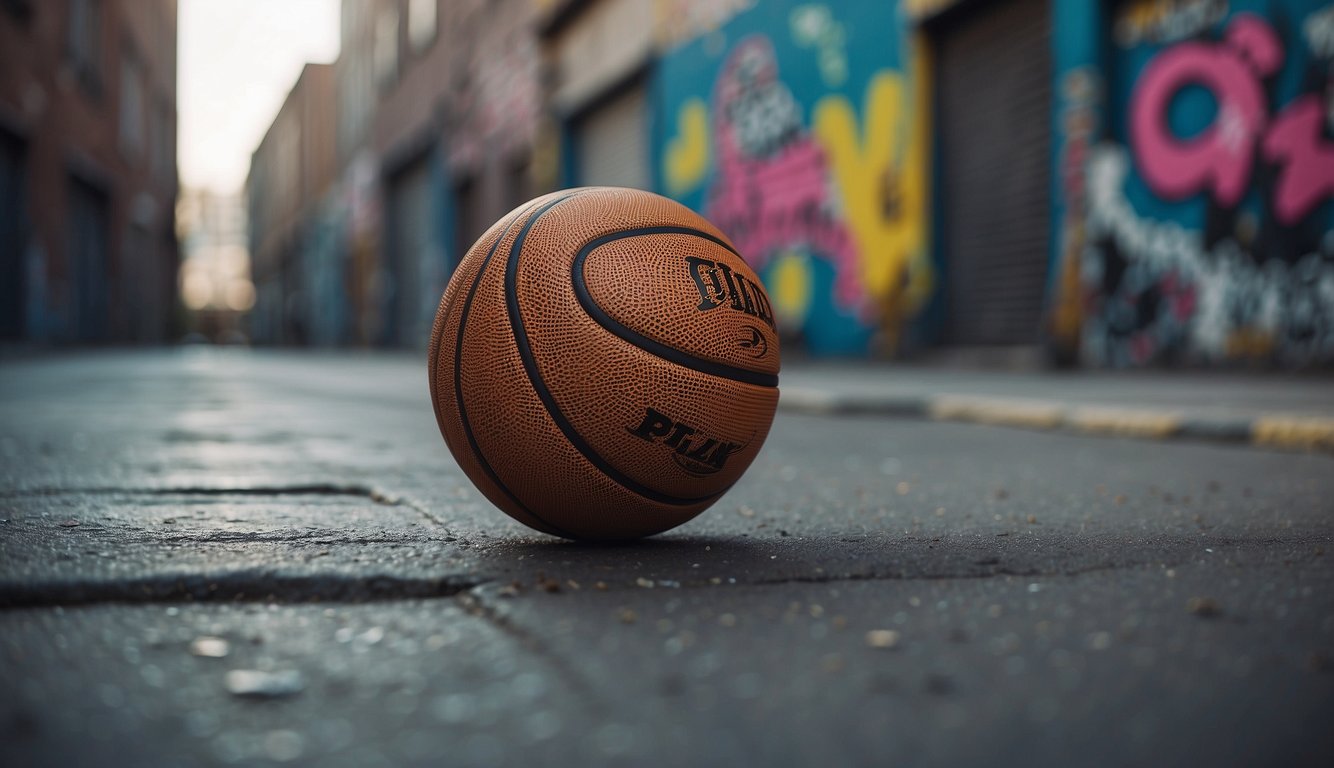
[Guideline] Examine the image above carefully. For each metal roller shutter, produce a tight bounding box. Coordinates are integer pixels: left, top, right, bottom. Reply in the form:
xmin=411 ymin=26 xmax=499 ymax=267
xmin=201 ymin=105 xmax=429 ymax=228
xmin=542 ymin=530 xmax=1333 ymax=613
xmin=575 ymin=83 xmax=649 ymax=189
xmin=386 ymin=155 xmax=433 ymax=348
xmin=937 ymin=0 xmax=1052 ymax=346
xmin=0 ymin=130 xmax=25 ymax=339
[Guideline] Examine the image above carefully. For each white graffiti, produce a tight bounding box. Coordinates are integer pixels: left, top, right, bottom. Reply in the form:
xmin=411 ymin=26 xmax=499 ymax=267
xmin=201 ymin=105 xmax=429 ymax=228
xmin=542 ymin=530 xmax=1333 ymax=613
xmin=1084 ymin=145 xmax=1334 ymax=364
xmin=1304 ymin=5 xmax=1334 ymax=130
xmin=1114 ymin=0 xmax=1228 ymax=48
xmin=790 ymin=5 xmax=848 ymax=87
xmin=722 ymin=40 xmax=804 ymax=158
xmin=1303 ymin=5 xmax=1334 ymax=59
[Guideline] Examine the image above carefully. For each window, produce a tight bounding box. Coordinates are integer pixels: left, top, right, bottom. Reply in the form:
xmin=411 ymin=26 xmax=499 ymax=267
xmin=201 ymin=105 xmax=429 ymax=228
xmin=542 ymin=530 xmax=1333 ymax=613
xmin=408 ymin=0 xmax=437 ymax=53
xmin=119 ymin=51 xmax=144 ymax=156
xmin=151 ymin=98 xmax=173 ymax=182
xmin=3 ymin=0 xmax=33 ymax=23
xmin=374 ymin=5 xmax=400 ymax=91
xmin=67 ymin=0 xmax=102 ymax=96
xmin=507 ymin=155 xmax=530 ymax=209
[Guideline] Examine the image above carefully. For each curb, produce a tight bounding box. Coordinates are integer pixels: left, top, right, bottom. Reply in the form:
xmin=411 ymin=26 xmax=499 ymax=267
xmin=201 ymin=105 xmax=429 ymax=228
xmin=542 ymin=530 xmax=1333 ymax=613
xmin=778 ymin=388 xmax=1334 ymax=454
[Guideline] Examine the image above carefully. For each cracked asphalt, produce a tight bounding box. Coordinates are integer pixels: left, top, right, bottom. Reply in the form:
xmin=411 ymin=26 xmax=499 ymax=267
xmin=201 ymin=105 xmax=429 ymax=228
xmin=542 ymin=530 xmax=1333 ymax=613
xmin=1 ymin=350 xmax=1332 ymax=767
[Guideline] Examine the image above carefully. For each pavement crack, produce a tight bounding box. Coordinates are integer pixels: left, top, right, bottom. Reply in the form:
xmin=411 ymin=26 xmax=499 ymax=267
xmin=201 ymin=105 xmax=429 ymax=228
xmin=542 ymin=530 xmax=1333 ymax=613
xmin=0 ymin=570 xmax=488 ymax=608
xmin=3 ymin=483 xmax=459 ymax=535
xmin=5 ymin=483 xmax=402 ymax=499
xmin=744 ymin=560 xmax=1152 ymax=587
xmin=455 ymin=586 xmax=610 ymax=715
xmin=361 ymin=488 xmax=454 ymax=530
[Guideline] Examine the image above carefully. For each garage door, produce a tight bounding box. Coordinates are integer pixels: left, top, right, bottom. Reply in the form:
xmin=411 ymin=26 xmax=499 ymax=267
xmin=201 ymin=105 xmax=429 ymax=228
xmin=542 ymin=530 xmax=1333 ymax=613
xmin=386 ymin=155 xmax=434 ymax=348
xmin=574 ymin=83 xmax=649 ymax=189
xmin=0 ymin=130 xmax=25 ymax=339
xmin=936 ymin=0 xmax=1052 ymax=346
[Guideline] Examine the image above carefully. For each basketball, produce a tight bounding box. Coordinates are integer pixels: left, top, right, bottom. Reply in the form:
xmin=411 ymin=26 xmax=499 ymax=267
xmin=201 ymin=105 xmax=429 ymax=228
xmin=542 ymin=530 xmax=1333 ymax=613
xmin=427 ymin=187 xmax=781 ymax=540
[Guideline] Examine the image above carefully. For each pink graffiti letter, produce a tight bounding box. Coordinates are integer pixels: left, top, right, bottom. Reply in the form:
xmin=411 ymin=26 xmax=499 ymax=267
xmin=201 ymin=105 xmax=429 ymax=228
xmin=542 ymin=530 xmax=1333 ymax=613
xmin=1129 ymin=14 xmax=1280 ymax=207
xmin=1263 ymin=95 xmax=1334 ymax=224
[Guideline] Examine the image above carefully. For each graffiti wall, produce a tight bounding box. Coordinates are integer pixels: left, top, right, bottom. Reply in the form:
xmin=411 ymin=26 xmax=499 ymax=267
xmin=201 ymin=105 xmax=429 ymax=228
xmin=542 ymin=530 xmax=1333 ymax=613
xmin=656 ymin=0 xmax=933 ymax=355
xmin=1075 ymin=0 xmax=1334 ymax=366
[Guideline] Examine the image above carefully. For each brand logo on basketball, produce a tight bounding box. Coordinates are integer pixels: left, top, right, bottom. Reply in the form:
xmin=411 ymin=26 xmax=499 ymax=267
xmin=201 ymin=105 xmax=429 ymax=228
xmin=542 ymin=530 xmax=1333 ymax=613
xmin=738 ymin=325 xmax=768 ymax=358
xmin=627 ymin=407 xmax=742 ymax=476
xmin=685 ymin=256 xmax=776 ymax=332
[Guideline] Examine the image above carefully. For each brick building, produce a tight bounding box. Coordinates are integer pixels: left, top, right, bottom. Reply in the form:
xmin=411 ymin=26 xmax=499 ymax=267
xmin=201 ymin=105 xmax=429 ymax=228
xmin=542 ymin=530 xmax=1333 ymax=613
xmin=334 ymin=0 xmax=544 ymax=348
xmin=246 ymin=62 xmax=336 ymax=345
xmin=177 ymin=187 xmax=250 ymax=343
xmin=0 ymin=0 xmax=179 ymax=344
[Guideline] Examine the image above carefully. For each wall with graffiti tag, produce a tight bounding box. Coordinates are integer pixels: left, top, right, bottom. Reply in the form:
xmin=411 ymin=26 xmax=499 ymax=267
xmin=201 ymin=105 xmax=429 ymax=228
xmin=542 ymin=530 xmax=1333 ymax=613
xmin=655 ymin=0 xmax=933 ymax=356
xmin=1066 ymin=0 xmax=1334 ymax=367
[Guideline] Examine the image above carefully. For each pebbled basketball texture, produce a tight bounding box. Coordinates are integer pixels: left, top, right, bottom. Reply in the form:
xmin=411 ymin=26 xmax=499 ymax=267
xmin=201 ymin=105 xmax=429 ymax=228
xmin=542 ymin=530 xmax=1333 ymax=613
xmin=427 ymin=187 xmax=781 ymax=540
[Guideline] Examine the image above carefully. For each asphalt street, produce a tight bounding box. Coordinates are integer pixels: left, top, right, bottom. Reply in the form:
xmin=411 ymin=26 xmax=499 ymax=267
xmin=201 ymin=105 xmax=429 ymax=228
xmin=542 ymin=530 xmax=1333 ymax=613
xmin=1 ymin=350 xmax=1331 ymax=767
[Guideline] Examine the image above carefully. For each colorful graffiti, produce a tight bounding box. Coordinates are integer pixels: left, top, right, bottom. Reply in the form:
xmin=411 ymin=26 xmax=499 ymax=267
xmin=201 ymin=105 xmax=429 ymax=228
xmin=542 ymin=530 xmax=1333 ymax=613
xmin=1114 ymin=0 xmax=1228 ymax=47
xmin=1050 ymin=67 xmax=1101 ymax=355
xmin=1080 ymin=4 xmax=1334 ymax=366
xmin=1130 ymin=13 xmax=1333 ymax=223
xmin=706 ymin=37 xmax=861 ymax=311
xmin=658 ymin=1 xmax=931 ymax=355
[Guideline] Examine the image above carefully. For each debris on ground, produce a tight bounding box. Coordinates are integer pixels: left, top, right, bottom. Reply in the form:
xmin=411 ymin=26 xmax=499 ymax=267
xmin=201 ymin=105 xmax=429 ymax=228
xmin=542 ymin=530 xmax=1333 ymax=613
xmin=1186 ymin=597 xmax=1222 ymax=617
xmin=224 ymin=669 xmax=305 ymax=699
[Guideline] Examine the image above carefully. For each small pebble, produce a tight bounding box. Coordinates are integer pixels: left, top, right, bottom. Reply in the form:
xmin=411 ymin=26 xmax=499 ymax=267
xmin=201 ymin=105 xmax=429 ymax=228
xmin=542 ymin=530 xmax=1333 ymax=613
xmin=865 ymin=629 xmax=900 ymax=649
xmin=189 ymin=636 xmax=230 ymax=658
xmin=1186 ymin=597 xmax=1222 ymax=617
xmin=58 ymin=519 xmax=80 ymax=528
xmin=1087 ymin=631 xmax=1113 ymax=650
xmin=225 ymin=669 xmax=304 ymax=699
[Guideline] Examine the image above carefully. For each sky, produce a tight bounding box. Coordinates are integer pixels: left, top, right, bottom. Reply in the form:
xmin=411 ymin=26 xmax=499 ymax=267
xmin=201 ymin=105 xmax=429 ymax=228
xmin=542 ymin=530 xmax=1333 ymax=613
xmin=178 ymin=0 xmax=341 ymax=194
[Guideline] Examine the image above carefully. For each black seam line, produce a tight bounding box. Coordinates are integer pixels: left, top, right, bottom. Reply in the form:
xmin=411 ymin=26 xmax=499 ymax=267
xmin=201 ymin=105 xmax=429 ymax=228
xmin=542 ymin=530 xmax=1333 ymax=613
xmin=571 ymin=226 xmax=779 ymax=388
xmin=453 ymin=198 xmax=575 ymax=538
xmin=506 ymin=203 xmax=725 ymax=508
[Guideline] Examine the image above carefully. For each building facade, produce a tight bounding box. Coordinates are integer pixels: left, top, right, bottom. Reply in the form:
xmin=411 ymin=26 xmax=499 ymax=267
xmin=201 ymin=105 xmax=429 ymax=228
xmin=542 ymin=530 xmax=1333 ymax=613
xmin=249 ymin=0 xmax=1333 ymax=367
xmin=246 ymin=62 xmax=337 ymax=345
xmin=177 ymin=187 xmax=251 ymax=342
xmin=641 ymin=0 xmax=1333 ymax=365
xmin=0 ymin=0 xmax=180 ymax=344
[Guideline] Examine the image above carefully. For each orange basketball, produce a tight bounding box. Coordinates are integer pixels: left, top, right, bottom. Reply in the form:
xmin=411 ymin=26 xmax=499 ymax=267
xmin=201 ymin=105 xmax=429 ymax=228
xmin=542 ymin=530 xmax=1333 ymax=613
xmin=427 ymin=187 xmax=780 ymax=540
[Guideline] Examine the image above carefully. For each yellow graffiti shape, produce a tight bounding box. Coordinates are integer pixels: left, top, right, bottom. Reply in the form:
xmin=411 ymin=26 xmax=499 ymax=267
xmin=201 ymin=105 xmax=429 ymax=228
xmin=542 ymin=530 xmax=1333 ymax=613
xmin=769 ymin=249 xmax=814 ymax=329
xmin=664 ymin=98 xmax=710 ymax=196
xmin=812 ymin=41 xmax=934 ymax=337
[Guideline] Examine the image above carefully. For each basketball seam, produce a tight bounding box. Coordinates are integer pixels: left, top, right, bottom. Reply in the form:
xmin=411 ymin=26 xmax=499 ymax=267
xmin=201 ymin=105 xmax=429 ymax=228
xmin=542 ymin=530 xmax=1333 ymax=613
xmin=506 ymin=199 xmax=728 ymax=508
xmin=570 ymin=226 xmax=779 ymax=388
xmin=449 ymin=198 xmax=575 ymax=538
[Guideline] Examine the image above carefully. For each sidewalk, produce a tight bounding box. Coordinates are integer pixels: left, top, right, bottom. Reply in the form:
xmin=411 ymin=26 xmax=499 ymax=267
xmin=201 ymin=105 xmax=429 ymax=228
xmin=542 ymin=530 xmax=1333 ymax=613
xmin=780 ymin=364 xmax=1334 ymax=452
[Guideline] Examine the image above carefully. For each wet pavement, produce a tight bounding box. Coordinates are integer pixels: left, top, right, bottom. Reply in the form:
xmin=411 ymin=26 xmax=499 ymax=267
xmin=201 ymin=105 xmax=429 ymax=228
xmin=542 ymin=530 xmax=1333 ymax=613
xmin=1 ymin=350 xmax=1332 ymax=766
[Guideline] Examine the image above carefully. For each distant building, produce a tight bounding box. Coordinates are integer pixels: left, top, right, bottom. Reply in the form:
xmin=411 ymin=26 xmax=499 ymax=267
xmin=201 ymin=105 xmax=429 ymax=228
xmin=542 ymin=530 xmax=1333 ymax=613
xmin=246 ymin=62 xmax=336 ymax=345
xmin=348 ymin=0 xmax=544 ymax=349
xmin=177 ymin=187 xmax=251 ymax=343
xmin=0 ymin=0 xmax=180 ymax=344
